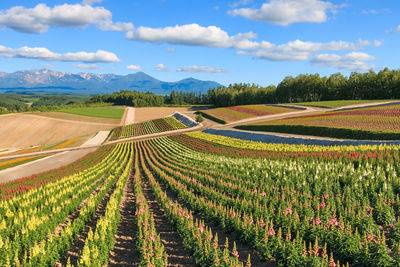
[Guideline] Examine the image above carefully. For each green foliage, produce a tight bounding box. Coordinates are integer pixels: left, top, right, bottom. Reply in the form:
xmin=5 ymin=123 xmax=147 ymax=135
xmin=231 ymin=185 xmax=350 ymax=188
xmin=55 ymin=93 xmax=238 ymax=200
xmin=57 ymin=106 xmax=124 ymax=119
xmin=235 ymin=124 xmax=400 ymax=140
xmin=196 ymin=113 xmax=204 ymax=123
xmin=208 ymin=68 xmax=400 ymax=107
xmin=196 ymin=111 xmax=227 ymax=124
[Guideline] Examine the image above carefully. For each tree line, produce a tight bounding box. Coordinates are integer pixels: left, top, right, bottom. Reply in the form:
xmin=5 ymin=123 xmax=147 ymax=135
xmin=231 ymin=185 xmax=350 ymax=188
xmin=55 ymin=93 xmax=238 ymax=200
xmin=208 ymin=68 xmax=400 ymax=107
xmin=88 ymin=90 xmax=209 ymax=106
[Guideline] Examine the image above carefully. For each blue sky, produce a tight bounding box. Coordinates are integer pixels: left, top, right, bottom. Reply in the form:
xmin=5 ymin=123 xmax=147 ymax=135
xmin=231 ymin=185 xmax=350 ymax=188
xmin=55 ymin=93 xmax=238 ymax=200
xmin=0 ymin=0 xmax=399 ymax=86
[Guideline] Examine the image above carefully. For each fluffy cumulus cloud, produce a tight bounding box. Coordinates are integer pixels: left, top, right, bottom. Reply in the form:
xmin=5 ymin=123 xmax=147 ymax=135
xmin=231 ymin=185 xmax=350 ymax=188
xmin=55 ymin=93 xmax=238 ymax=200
xmin=0 ymin=45 xmax=120 ymax=63
xmin=177 ymin=65 xmax=229 ymax=73
xmin=126 ymin=23 xmax=257 ymax=48
xmin=75 ymin=63 xmax=101 ymax=69
xmin=126 ymin=64 xmax=141 ymax=71
xmin=0 ymin=3 xmax=133 ymax=33
xmin=243 ymin=39 xmax=382 ymax=61
xmin=154 ymin=64 xmax=170 ymax=72
xmin=229 ymin=0 xmax=336 ymax=26
xmin=125 ymin=22 xmax=381 ymax=64
xmin=310 ymin=52 xmax=376 ymax=71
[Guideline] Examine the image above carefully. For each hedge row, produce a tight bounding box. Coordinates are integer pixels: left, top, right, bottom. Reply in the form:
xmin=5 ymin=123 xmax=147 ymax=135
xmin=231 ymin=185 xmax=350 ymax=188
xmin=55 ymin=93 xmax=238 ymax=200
xmin=235 ymin=124 xmax=400 ymax=140
xmin=196 ymin=111 xmax=227 ymax=124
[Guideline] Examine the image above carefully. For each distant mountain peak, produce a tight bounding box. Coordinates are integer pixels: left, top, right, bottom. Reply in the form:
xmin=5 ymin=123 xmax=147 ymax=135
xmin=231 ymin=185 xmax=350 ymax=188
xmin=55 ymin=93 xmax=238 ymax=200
xmin=0 ymin=69 xmax=223 ymax=95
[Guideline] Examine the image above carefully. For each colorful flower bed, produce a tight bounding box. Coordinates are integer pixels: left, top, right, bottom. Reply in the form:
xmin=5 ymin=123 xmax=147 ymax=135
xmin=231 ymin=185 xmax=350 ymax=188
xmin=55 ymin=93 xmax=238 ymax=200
xmin=200 ymin=104 xmax=299 ymax=124
xmin=109 ymin=117 xmax=187 ymax=140
xmin=143 ymin=135 xmax=400 ymax=266
xmin=1 ymin=129 xmax=400 ymax=266
xmin=237 ymin=103 xmax=400 ymax=140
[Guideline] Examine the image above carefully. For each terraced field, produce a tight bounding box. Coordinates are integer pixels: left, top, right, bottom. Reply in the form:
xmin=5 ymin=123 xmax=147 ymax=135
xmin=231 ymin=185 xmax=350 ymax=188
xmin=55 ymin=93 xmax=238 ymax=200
xmin=109 ymin=116 xmax=188 ymax=140
xmin=200 ymin=104 xmax=300 ymax=124
xmin=1 ymin=125 xmax=400 ymax=266
xmin=237 ymin=103 xmax=400 ymax=140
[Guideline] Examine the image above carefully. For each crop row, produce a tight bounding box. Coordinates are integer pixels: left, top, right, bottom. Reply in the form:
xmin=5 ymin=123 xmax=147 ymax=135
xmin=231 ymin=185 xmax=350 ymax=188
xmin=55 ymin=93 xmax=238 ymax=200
xmin=0 ymin=142 xmax=131 ymax=266
xmin=0 ymin=145 xmax=114 ymax=199
xmin=142 ymin=135 xmax=400 ymax=265
xmin=109 ymin=117 xmax=187 ymax=140
xmin=239 ymin=104 xmax=400 ymax=138
xmin=171 ymin=133 xmax=400 ymax=163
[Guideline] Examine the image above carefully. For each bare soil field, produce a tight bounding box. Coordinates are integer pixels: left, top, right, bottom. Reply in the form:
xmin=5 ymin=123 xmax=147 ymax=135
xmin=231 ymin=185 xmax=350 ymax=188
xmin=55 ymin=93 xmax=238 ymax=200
xmin=0 ymin=113 xmax=114 ymax=149
xmin=135 ymin=107 xmax=201 ymax=122
xmin=36 ymin=112 xmax=122 ymax=125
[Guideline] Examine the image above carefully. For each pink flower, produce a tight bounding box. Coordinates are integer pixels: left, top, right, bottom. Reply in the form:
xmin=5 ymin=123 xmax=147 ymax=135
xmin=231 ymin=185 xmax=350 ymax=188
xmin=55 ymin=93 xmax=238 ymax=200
xmin=261 ymin=192 xmax=266 ymax=197
xmin=320 ymin=202 xmax=326 ymax=208
xmin=324 ymin=193 xmax=329 ymax=199
xmin=314 ymin=218 xmax=321 ymax=225
xmin=285 ymin=207 xmax=293 ymax=216
xmin=267 ymin=227 xmax=275 ymax=236
xmin=148 ymin=234 xmax=155 ymax=242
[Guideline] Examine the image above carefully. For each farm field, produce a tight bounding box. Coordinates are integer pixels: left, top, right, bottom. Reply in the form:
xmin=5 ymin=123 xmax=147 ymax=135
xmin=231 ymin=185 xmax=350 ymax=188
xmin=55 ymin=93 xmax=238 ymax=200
xmin=36 ymin=111 xmax=122 ymax=125
xmin=236 ymin=103 xmax=400 ymax=140
xmin=200 ymin=104 xmax=300 ymax=124
xmin=1 ymin=132 xmax=400 ymax=266
xmin=135 ymin=106 xmax=196 ymax=122
xmin=109 ymin=116 xmax=188 ymax=140
xmin=289 ymin=99 xmax=400 ymax=109
xmin=0 ymin=113 xmax=114 ymax=149
xmin=57 ymin=106 xmax=125 ymax=119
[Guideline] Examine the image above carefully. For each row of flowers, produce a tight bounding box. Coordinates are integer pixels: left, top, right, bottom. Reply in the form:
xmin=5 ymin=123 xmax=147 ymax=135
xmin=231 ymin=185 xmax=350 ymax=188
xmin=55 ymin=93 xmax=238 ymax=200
xmin=145 ymin=136 xmax=399 ymax=265
xmin=110 ymin=117 xmax=187 ymax=140
xmin=0 ymin=143 xmax=131 ymax=266
xmin=0 ymin=145 xmax=115 ymax=199
xmin=138 ymin=141 xmax=247 ymax=266
xmin=131 ymin=143 xmax=168 ymax=266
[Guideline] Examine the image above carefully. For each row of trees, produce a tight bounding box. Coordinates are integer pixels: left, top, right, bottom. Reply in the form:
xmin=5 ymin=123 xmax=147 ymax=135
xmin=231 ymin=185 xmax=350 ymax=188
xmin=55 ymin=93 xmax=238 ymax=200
xmin=208 ymin=68 xmax=400 ymax=107
xmin=89 ymin=90 xmax=209 ymax=106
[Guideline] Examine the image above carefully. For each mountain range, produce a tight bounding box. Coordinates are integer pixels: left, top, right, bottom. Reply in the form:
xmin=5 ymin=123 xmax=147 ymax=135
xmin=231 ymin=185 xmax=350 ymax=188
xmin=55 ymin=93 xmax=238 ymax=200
xmin=0 ymin=69 xmax=223 ymax=95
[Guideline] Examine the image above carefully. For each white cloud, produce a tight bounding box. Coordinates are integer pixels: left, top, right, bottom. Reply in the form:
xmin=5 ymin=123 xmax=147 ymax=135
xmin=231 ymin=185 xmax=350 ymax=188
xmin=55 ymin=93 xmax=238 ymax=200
xmin=165 ymin=47 xmax=175 ymax=53
xmin=125 ymin=22 xmax=380 ymax=63
xmin=0 ymin=3 xmax=133 ymax=33
xmin=154 ymin=64 xmax=170 ymax=72
xmin=126 ymin=64 xmax=141 ymax=71
xmin=75 ymin=63 xmax=101 ymax=69
xmin=242 ymin=39 xmax=381 ymax=61
xmin=177 ymin=65 xmax=229 ymax=73
xmin=310 ymin=52 xmax=376 ymax=71
xmin=0 ymin=45 xmax=120 ymax=63
xmin=126 ymin=23 xmax=257 ymax=48
xmin=229 ymin=0 xmax=336 ymax=26
xmin=83 ymin=0 xmax=103 ymax=5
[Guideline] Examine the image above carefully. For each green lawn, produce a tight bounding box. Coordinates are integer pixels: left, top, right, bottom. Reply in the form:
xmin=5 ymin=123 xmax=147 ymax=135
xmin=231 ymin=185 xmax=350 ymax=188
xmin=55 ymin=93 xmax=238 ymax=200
xmin=287 ymin=99 xmax=399 ymax=109
xmin=57 ymin=107 xmax=124 ymax=119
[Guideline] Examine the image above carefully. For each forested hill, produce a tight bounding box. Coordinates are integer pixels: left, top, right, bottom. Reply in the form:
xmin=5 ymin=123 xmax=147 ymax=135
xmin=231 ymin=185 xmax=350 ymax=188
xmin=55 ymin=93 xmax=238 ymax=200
xmin=208 ymin=68 xmax=400 ymax=107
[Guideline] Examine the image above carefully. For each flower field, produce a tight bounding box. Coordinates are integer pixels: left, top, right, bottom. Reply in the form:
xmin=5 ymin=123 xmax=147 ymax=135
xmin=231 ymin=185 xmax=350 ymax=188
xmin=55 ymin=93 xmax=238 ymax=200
xmin=0 ymin=129 xmax=400 ymax=266
xmin=237 ymin=103 xmax=400 ymax=140
xmin=109 ymin=117 xmax=187 ymax=140
xmin=200 ymin=104 xmax=299 ymax=124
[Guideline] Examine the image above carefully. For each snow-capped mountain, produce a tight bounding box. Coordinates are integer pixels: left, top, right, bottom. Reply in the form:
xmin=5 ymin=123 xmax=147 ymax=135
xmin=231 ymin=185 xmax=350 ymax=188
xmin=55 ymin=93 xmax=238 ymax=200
xmin=0 ymin=69 xmax=223 ymax=94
